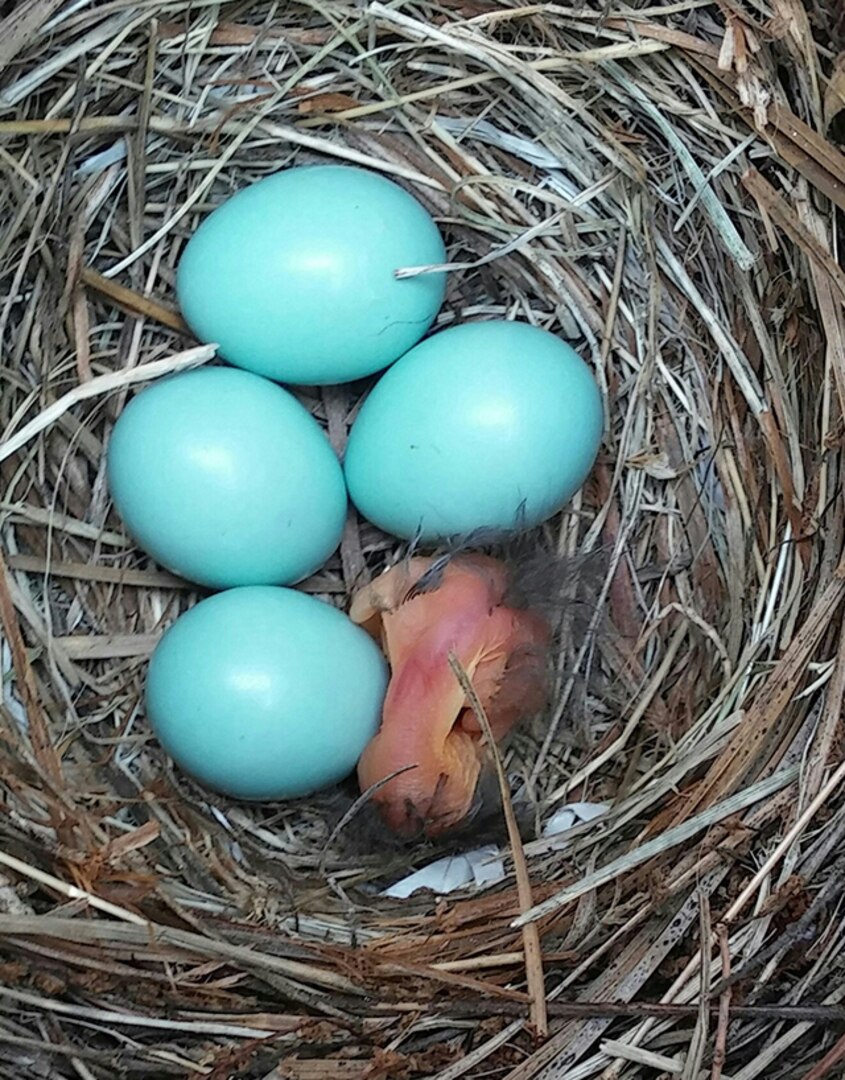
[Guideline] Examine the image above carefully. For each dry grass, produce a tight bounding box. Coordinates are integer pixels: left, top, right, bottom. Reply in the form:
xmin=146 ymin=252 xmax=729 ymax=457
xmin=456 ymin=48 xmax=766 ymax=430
xmin=2 ymin=0 xmax=845 ymax=1077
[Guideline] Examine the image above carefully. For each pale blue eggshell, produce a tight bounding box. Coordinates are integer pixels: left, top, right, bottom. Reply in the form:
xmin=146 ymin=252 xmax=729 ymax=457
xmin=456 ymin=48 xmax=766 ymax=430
xmin=344 ymin=320 xmax=604 ymax=540
xmin=176 ymin=165 xmax=447 ymax=385
xmin=107 ymin=367 xmax=346 ymax=589
xmin=146 ymin=587 xmax=388 ymax=801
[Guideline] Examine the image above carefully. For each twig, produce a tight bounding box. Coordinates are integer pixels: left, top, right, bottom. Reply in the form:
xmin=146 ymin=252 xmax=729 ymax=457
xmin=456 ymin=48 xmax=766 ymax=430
xmin=449 ymin=651 xmax=548 ymax=1038
xmin=720 ymin=757 xmax=845 ymax=927
xmin=797 ymin=1033 xmax=845 ymax=1080
xmin=711 ymin=923 xmax=732 ymax=1080
xmin=0 ymin=849 xmax=148 ymax=924
xmin=683 ymin=893 xmax=711 ymax=1080
xmin=80 ymin=266 xmax=189 ymax=333
xmin=709 ymin=856 xmax=844 ymax=997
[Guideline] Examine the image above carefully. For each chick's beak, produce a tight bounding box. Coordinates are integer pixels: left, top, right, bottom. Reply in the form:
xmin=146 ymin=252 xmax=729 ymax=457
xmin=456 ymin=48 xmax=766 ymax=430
xmin=353 ymin=555 xmax=551 ymax=838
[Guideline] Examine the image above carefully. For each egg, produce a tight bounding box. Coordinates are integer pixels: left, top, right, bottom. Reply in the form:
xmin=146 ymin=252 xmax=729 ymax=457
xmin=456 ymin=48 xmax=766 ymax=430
xmin=344 ymin=320 xmax=604 ymax=540
xmin=145 ymin=587 xmax=388 ymax=801
xmin=176 ymin=165 xmax=447 ymax=385
xmin=107 ymin=367 xmax=346 ymax=589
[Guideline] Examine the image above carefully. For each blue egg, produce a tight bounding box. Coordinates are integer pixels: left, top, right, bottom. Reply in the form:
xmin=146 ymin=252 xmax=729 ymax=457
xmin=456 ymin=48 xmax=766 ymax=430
xmin=107 ymin=367 xmax=346 ymax=589
xmin=344 ymin=320 xmax=604 ymax=540
xmin=176 ymin=165 xmax=447 ymax=385
xmin=146 ymin=587 xmax=388 ymax=801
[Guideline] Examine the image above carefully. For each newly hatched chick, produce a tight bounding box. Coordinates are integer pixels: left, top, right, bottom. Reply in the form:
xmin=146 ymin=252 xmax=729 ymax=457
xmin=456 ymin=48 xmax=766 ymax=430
xmin=351 ymin=552 xmax=552 ymax=838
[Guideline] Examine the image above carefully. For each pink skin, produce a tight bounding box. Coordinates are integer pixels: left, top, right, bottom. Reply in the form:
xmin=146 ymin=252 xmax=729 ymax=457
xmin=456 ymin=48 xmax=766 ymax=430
xmin=352 ymin=555 xmax=551 ymax=838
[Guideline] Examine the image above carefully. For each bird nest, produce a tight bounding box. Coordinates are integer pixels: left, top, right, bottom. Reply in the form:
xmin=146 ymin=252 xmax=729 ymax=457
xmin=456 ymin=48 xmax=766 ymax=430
xmin=2 ymin=1 xmax=845 ymax=1078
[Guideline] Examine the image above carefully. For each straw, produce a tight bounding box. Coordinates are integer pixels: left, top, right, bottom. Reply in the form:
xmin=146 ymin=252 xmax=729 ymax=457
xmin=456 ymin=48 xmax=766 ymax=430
xmin=1 ymin=1 xmax=844 ymax=1076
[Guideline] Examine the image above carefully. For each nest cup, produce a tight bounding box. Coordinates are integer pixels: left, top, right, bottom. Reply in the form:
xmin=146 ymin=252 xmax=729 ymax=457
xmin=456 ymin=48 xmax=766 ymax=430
xmin=1 ymin=2 xmax=844 ymax=1078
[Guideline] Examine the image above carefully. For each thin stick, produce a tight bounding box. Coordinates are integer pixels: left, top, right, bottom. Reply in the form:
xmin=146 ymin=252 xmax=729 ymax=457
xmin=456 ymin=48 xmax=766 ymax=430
xmin=683 ymin=893 xmax=711 ymax=1080
xmin=0 ymin=343 xmax=216 ymax=464
xmin=711 ymin=923 xmax=732 ymax=1080
xmin=448 ymin=652 xmax=548 ymax=1038
xmin=80 ymin=266 xmax=189 ymax=333
xmin=0 ymin=849 xmax=147 ymax=925
xmin=721 ymin=756 xmax=845 ymax=926
xmin=797 ymin=1034 xmax=845 ymax=1080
